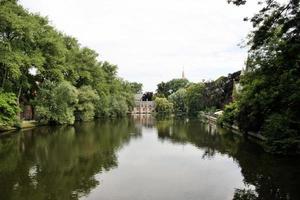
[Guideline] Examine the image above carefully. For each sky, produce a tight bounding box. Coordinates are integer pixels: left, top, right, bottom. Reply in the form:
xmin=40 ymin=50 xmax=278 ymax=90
xmin=20 ymin=0 xmax=259 ymax=92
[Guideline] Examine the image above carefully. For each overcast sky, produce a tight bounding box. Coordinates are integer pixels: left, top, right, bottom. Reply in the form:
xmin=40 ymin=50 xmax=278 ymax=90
xmin=20 ymin=0 xmax=259 ymax=91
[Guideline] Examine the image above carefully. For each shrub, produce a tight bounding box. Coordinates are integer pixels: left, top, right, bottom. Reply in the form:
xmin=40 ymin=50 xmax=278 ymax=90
xmin=218 ymin=102 xmax=239 ymax=126
xmin=263 ymin=113 xmax=300 ymax=154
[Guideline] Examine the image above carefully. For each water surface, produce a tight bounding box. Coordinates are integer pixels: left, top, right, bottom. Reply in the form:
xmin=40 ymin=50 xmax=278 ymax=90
xmin=0 ymin=116 xmax=299 ymax=200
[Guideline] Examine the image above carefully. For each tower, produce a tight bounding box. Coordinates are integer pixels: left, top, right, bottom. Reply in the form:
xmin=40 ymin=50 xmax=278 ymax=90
xmin=181 ymin=67 xmax=186 ymax=79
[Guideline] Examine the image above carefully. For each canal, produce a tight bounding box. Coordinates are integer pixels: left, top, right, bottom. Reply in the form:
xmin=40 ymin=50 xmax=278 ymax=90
xmin=0 ymin=116 xmax=299 ymax=200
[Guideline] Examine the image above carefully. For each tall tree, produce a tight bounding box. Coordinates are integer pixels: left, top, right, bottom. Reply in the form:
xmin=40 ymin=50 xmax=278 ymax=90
xmin=226 ymin=0 xmax=300 ymax=154
xmin=156 ymin=78 xmax=189 ymax=97
xmin=169 ymin=88 xmax=187 ymax=114
xmin=0 ymin=0 xmax=140 ymax=125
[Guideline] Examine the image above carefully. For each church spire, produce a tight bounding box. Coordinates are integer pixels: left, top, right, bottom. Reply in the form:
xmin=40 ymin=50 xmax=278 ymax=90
xmin=182 ymin=67 xmax=186 ymax=79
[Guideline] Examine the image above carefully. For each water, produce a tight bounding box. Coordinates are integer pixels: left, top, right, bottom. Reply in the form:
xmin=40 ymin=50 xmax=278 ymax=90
xmin=0 ymin=116 xmax=299 ymax=200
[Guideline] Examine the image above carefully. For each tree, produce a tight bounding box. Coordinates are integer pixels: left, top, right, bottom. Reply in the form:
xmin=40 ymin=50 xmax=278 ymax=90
xmin=226 ymin=0 xmax=300 ymax=153
xmin=166 ymin=79 xmax=189 ymax=94
xmin=34 ymin=81 xmax=78 ymax=125
xmin=168 ymin=88 xmax=187 ymax=113
xmin=232 ymin=189 xmax=258 ymax=200
xmin=130 ymin=82 xmax=143 ymax=93
xmin=75 ymin=86 xmax=100 ymax=121
xmin=156 ymin=82 xmax=169 ymax=97
xmin=0 ymin=92 xmax=20 ymax=126
xmin=0 ymin=0 xmax=45 ymax=100
xmin=142 ymin=92 xmax=153 ymax=101
xmin=185 ymin=83 xmax=206 ymax=115
xmin=0 ymin=0 xmax=139 ymax=126
xmin=156 ymin=79 xmax=189 ymax=97
xmin=107 ymin=95 xmax=129 ymax=117
xmin=154 ymin=97 xmax=173 ymax=114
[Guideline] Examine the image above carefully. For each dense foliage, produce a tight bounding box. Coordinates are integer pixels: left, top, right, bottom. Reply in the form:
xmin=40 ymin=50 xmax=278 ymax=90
xmin=34 ymin=81 xmax=78 ymax=124
xmin=168 ymin=88 xmax=187 ymax=113
xmin=223 ymin=0 xmax=300 ymax=154
xmin=155 ymin=73 xmax=239 ymax=116
xmin=156 ymin=79 xmax=189 ymax=97
xmin=154 ymin=97 xmax=173 ymax=114
xmin=142 ymin=92 xmax=154 ymax=101
xmin=185 ymin=83 xmax=206 ymax=115
xmin=75 ymin=86 xmax=100 ymax=121
xmin=0 ymin=0 xmax=139 ymax=125
xmin=130 ymin=82 xmax=143 ymax=93
xmin=0 ymin=92 xmax=20 ymax=126
xmin=153 ymin=0 xmax=300 ymax=154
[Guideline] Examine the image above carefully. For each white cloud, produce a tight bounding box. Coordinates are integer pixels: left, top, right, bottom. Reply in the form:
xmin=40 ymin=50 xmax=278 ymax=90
xmin=20 ymin=0 xmax=260 ymax=91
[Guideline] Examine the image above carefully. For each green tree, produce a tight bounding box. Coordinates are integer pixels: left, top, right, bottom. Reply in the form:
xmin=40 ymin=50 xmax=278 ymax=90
xmin=155 ymin=97 xmax=173 ymax=114
xmin=185 ymin=83 xmax=205 ymax=115
xmin=0 ymin=92 xmax=20 ymax=126
xmin=75 ymin=86 xmax=100 ymax=121
xmin=168 ymin=88 xmax=187 ymax=114
xmin=232 ymin=189 xmax=257 ymax=200
xmin=156 ymin=78 xmax=189 ymax=97
xmin=129 ymin=82 xmax=143 ymax=93
xmin=0 ymin=0 xmax=45 ymax=100
xmin=0 ymin=0 xmax=139 ymax=126
xmin=34 ymin=81 xmax=78 ymax=124
xmin=107 ymin=95 xmax=129 ymax=117
xmin=226 ymin=0 xmax=300 ymax=153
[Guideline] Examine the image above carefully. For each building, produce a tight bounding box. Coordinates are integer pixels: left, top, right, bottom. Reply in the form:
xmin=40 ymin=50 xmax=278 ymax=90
xmin=131 ymin=69 xmax=186 ymax=114
xmin=131 ymin=93 xmax=155 ymax=114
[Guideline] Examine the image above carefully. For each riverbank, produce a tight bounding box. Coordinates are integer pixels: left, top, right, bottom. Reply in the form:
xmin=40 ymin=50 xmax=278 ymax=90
xmin=0 ymin=120 xmax=43 ymax=134
xmin=198 ymin=112 xmax=267 ymax=141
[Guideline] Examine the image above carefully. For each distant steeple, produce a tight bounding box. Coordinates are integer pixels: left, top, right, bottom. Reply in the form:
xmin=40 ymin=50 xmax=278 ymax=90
xmin=181 ymin=67 xmax=186 ymax=79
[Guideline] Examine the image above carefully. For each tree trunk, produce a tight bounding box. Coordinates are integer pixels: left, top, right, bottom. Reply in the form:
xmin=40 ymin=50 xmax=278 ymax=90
xmin=17 ymin=86 xmax=22 ymax=120
xmin=17 ymin=86 xmax=22 ymax=105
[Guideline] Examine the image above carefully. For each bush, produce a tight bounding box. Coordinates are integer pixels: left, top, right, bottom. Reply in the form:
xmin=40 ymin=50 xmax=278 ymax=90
xmin=263 ymin=113 xmax=300 ymax=154
xmin=0 ymin=92 xmax=20 ymax=126
xmin=218 ymin=102 xmax=239 ymax=126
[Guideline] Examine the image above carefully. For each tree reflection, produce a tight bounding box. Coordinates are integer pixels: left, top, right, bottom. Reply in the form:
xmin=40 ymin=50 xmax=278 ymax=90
xmin=0 ymin=117 xmax=299 ymax=200
xmin=0 ymin=119 xmax=139 ymax=200
xmin=154 ymin=117 xmax=300 ymax=200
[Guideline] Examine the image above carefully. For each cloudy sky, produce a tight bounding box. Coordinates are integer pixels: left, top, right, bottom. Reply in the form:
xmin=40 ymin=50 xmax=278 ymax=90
xmin=20 ymin=0 xmax=259 ymax=91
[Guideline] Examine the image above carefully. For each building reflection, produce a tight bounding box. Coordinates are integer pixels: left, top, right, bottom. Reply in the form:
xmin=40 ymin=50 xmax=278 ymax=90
xmin=130 ymin=114 xmax=155 ymax=128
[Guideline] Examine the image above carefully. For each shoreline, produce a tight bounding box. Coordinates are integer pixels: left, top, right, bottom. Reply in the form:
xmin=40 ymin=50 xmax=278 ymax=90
xmin=0 ymin=121 xmax=44 ymax=134
xmin=198 ymin=113 xmax=267 ymax=141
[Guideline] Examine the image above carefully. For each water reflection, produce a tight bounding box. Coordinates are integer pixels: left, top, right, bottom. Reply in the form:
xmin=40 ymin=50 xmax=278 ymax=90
xmin=152 ymin=117 xmax=300 ymax=200
xmin=0 ymin=117 xmax=299 ymax=200
xmin=0 ymin=119 xmax=139 ymax=200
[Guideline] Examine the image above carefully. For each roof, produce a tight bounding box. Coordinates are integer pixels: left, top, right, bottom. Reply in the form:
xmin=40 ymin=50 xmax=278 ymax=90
xmin=134 ymin=94 xmax=143 ymax=101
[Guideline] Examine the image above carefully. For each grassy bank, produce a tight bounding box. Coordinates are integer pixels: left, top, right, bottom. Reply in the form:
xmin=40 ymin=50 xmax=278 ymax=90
xmin=0 ymin=121 xmax=43 ymax=133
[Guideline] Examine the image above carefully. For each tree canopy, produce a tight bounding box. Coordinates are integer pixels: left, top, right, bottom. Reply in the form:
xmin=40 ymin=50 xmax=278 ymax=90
xmin=0 ymin=0 xmax=140 ymax=125
xmin=156 ymin=78 xmax=189 ymax=97
xmin=223 ymin=0 xmax=300 ymax=154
